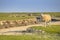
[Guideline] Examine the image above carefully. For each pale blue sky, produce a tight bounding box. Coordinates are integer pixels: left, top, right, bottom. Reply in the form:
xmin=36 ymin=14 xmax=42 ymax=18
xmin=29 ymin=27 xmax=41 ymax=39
xmin=0 ymin=0 xmax=60 ymax=12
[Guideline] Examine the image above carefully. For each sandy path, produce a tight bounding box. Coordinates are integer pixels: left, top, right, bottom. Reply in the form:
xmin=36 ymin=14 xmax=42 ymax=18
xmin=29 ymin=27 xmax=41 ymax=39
xmin=0 ymin=21 xmax=60 ymax=33
xmin=0 ymin=24 xmax=43 ymax=33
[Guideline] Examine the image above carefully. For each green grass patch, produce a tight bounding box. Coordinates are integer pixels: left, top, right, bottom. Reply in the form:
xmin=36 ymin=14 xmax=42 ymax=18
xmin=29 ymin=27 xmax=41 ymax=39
xmin=32 ymin=25 xmax=60 ymax=34
xmin=0 ymin=34 xmax=60 ymax=40
xmin=0 ymin=16 xmax=34 ymax=20
xmin=0 ymin=12 xmax=60 ymax=20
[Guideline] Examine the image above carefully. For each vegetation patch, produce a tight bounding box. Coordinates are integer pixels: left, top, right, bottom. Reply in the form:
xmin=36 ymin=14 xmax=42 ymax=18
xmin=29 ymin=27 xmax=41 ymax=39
xmin=0 ymin=34 xmax=60 ymax=40
xmin=31 ymin=25 xmax=60 ymax=34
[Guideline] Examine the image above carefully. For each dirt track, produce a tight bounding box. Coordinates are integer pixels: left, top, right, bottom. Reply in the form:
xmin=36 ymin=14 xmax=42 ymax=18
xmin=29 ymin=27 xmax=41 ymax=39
xmin=0 ymin=21 xmax=60 ymax=33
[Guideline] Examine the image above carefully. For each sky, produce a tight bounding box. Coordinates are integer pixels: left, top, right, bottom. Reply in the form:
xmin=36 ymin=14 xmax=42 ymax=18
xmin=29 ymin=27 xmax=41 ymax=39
xmin=0 ymin=0 xmax=60 ymax=12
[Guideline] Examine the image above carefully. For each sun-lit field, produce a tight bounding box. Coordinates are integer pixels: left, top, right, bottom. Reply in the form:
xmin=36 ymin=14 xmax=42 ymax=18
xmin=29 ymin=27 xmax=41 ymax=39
xmin=0 ymin=25 xmax=60 ymax=40
xmin=0 ymin=0 xmax=60 ymax=40
xmin=0 ymin=34 xmax=60 ymax=40
xmin=0 ymin=13 xmax=34 ymax=20
xmin=0 ymin=12 xmax=60 ymax=40
xmin=0 ymin=12 xmax=60 ymax=20
xmin=32 ymin=25 xmax=60 ymax=34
